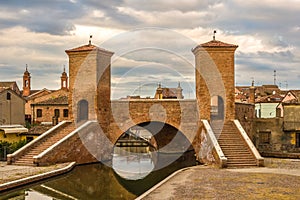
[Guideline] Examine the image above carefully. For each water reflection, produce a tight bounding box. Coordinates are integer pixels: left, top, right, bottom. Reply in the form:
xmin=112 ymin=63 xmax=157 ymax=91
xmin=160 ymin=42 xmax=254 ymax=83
xmin=0 ymin=151 xmax=196 ymax=200
xmin=113 ymin=147 xmax=156 ymax=180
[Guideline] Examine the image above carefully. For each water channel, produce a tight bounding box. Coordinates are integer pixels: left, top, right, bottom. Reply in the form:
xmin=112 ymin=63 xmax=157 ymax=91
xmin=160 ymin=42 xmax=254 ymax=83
xmin=1 ymin=147 xmax=196 ymax=200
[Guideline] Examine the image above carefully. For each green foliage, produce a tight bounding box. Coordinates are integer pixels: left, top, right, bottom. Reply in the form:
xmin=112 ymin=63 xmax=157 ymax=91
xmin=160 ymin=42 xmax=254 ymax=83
xmin=0 ymin=140 xmax=27 ymax=160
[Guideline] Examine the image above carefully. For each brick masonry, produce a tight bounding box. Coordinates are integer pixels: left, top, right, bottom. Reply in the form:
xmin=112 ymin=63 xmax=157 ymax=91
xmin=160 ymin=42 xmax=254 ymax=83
xmin=45 ymin=40 xmax=239 ymax=165
xmin=193 ymin=44 xmax=238 ymax=121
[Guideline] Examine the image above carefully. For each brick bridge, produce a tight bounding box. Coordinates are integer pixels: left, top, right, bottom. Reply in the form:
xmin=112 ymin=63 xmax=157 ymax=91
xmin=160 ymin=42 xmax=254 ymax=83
xmin=8 ymin=38 xmax=264 ymax=168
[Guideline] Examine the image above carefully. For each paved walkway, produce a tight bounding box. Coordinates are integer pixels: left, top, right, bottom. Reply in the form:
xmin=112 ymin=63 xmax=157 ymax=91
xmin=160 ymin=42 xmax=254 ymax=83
xmin=0 ymin=162 xmax=70 ymax=185
xmin=138 ymin=158 xmax=300 ymax=200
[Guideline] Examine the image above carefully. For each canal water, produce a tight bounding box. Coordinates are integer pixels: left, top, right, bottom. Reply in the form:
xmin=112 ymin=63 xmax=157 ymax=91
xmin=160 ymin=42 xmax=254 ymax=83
xmin=0 ymin=148 xmax=196 ymax=200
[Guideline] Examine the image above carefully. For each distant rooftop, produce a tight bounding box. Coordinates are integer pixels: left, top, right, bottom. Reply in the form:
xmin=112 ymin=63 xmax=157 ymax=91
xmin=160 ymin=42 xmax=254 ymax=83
xmin=33 ymin=95 xmax=68 ymax=105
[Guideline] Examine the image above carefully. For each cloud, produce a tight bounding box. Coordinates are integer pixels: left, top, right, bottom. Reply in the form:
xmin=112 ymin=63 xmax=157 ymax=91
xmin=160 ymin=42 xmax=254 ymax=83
xmin=0 ymin=0 xmax=84 ymax=35
xmin=0 ymin=0 xmax=300 ymax=96
xmin=122 ymin=0 xmax=222 ymax=12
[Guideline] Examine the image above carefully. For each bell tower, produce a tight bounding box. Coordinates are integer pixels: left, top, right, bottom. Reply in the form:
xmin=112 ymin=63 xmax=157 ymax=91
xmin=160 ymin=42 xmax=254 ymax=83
xmin=61 ymin=66 xmax=68 ymax=90
xmin=22 ymin=64 xmax=31 ymax=97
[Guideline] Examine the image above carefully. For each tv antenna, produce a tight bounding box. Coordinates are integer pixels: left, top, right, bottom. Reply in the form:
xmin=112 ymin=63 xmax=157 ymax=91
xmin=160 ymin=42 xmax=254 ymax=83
xmin=273 ymin=70 xmax=277 ymax=85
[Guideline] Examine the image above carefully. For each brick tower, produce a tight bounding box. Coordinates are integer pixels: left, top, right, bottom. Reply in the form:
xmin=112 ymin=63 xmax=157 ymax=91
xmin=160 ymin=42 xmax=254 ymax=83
xmin=22 ymin=64 xmax=31 ymax=97
xmin=192 ymin=37 xmax=238 ymax=121
xmin=60 ymin=66 xmax=68 ymax=90
xmin=65 ymin=39 xmax=113 ymax=127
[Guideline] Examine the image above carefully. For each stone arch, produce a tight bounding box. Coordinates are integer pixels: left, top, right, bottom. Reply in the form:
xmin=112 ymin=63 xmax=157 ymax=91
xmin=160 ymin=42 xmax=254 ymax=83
xmin=113 ymin=120 xmax=195 ymax=153
xmin=77 ymin=99 xmax=89 ymax=122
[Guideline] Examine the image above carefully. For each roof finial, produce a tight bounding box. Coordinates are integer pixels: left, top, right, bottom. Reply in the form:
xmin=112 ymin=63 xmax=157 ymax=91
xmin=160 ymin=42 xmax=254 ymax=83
xmin=213 ymin=30 xmax=217 ymax=40
xmin=89 ymin=35 xmax=92 ymax=45
xmin=63 ymin=65 xmax=66 ymax=72
xmin=25 ymin=64 xmax=28 ymax=71
xmin=178 ymin=81 xmax=181 ymax=88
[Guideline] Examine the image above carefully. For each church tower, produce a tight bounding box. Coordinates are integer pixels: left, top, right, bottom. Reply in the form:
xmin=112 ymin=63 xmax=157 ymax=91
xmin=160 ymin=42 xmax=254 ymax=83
xmin=22 ymin=64 xmax=31 ymax=97
xmin=176 ymin=82 xmax=183 ymax=99
xmin=61 ymin=66 xmax=68 ymax=90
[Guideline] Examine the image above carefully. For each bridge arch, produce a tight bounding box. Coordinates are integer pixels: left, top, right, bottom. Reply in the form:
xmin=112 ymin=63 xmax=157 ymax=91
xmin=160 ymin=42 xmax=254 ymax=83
xmin=113 ymin=120 xmax=195 ymax=154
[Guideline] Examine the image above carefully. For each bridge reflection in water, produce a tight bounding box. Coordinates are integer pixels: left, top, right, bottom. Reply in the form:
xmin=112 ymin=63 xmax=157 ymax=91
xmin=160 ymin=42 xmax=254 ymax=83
xmin=1 ymin=140 xmax=196 ymax=200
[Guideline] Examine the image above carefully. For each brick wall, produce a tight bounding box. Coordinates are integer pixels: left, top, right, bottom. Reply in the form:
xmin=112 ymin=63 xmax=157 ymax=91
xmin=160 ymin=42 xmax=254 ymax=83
xmin=108 ymin=99 xmax=200 ymax=153
xmin=235 ymin=102 xmax=255 ymax=140
xmin=32 ymin=105 xmax=69 ymax=124
xmin=193 ymin=45 xmax=237 ymax=121
xmin=36 ymin=122 xmax=113 ymax=166
xmin=66 ymin=49 xmax=113 ymax=123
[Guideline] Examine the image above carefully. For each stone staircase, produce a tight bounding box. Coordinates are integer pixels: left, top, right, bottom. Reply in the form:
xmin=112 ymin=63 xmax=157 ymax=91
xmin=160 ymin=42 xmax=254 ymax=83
xmin=211 ymin=120 xmax=257 ymax=168
xmin=11 ymin=122 xmax=75 ymax=166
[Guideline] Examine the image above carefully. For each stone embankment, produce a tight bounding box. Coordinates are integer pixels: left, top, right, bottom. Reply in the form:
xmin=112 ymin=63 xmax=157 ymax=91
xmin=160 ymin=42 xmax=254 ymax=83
xmin=137 ymin=158 xmax=300 ymax=200
xmin=0 ymin=162 xmax=75 ymax=192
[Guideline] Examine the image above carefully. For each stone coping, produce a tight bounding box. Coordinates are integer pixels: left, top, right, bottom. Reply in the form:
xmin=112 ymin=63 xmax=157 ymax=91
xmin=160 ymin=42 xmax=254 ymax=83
xmin=135 ymin=166 xmax=193 ymax=200
xmin=0 ymin=162 xmax=76 ymax=192
xmin=111 ymin=99 xmax=197 ymax=102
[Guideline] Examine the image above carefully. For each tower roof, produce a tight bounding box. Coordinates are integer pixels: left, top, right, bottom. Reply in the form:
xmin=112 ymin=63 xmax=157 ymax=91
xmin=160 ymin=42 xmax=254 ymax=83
xmin=192 ymin=39 xmax=238 ymax=53
xmin=24 ymin=65 xmax=30 ymax=76
xmin=200 ymin=40 xmax=238 ymax=48
xmin=65 ymin=44 xmax=114 ymax=55
xmin=61 ymin=66 xmax=67 ymax=76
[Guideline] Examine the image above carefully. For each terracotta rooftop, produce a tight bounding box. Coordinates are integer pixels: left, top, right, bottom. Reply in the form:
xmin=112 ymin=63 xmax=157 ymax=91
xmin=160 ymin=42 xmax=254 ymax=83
xmin=65 ymin=44 xmax=114 ymax=54
xmin=0 ymin=81 xmax=17 ymax=89
xmin=0 ymin=81 xmax=21 ymax=95
xmin=200 ymin=40 xmax=238 ymax=48
xmin=33 ymin=96 xmax=68 ymax=105
xmin=255 ymin=94 xmax=283 ymax=103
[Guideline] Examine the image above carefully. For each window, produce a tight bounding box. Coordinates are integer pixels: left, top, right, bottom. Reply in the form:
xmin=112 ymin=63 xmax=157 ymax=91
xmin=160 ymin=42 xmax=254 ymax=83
xmin=259 ymin=131 xmax=271 ymax=144
xmin=37 ymin=109 xmax=42 ymax=117
xmin=26 ymin=136 xmax=34 ymax=143
xmin=6 ymin=92 xmax=11 ymax=100
xmin=296 ymin=133 xmax=300 ymax=148
xmin=63 ymin=109 xmax=69 ymax=118
xmin=54 ymin=109 xmax=60 ymax=117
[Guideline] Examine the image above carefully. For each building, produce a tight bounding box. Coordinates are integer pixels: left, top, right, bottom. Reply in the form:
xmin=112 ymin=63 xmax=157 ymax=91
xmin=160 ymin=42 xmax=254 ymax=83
xmin=255 ymin=93 xmax=283 ymax=118
xmin=31 ymin=95 xmax=69 ymax=124
xmin=0 ymin=124 xmax=29 ymax=143
xmin=235 ymin=84 xmax=284 ymax=102
xmin=253 ymin=103 xmax=300 ymax=158
xmin=154 ymin=83 xmax=183 ymax=99
xmin=277 ymin=90 xmax=300 ymax=117
xmin=0 ymin=83 xmax=25 ymax=125
xmin=22 ymin=67 xmax=69 ymax=124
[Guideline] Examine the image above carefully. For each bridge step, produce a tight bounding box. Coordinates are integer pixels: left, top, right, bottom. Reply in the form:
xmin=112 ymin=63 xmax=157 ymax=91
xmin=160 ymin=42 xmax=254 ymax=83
xmin=211 ymin=121 xmax=257 ymax=168
xmin=12 ymin=122 xmax=75 ymax=166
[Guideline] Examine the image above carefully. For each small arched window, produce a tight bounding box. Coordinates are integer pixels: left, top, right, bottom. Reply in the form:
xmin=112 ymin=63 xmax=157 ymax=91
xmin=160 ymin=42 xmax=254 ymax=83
xmin=77 ymin=99 xmax=88 ymax=122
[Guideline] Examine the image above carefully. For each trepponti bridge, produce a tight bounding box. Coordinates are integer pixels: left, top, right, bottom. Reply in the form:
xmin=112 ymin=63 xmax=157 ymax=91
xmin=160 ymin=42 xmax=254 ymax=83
xmin=8 ymin=37 xmax=264 ymax=168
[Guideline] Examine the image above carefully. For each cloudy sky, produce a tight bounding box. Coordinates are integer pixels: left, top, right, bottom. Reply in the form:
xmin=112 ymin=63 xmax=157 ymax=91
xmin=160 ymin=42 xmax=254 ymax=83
xmin=0 ymin=0 xmax=299 ymax=99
